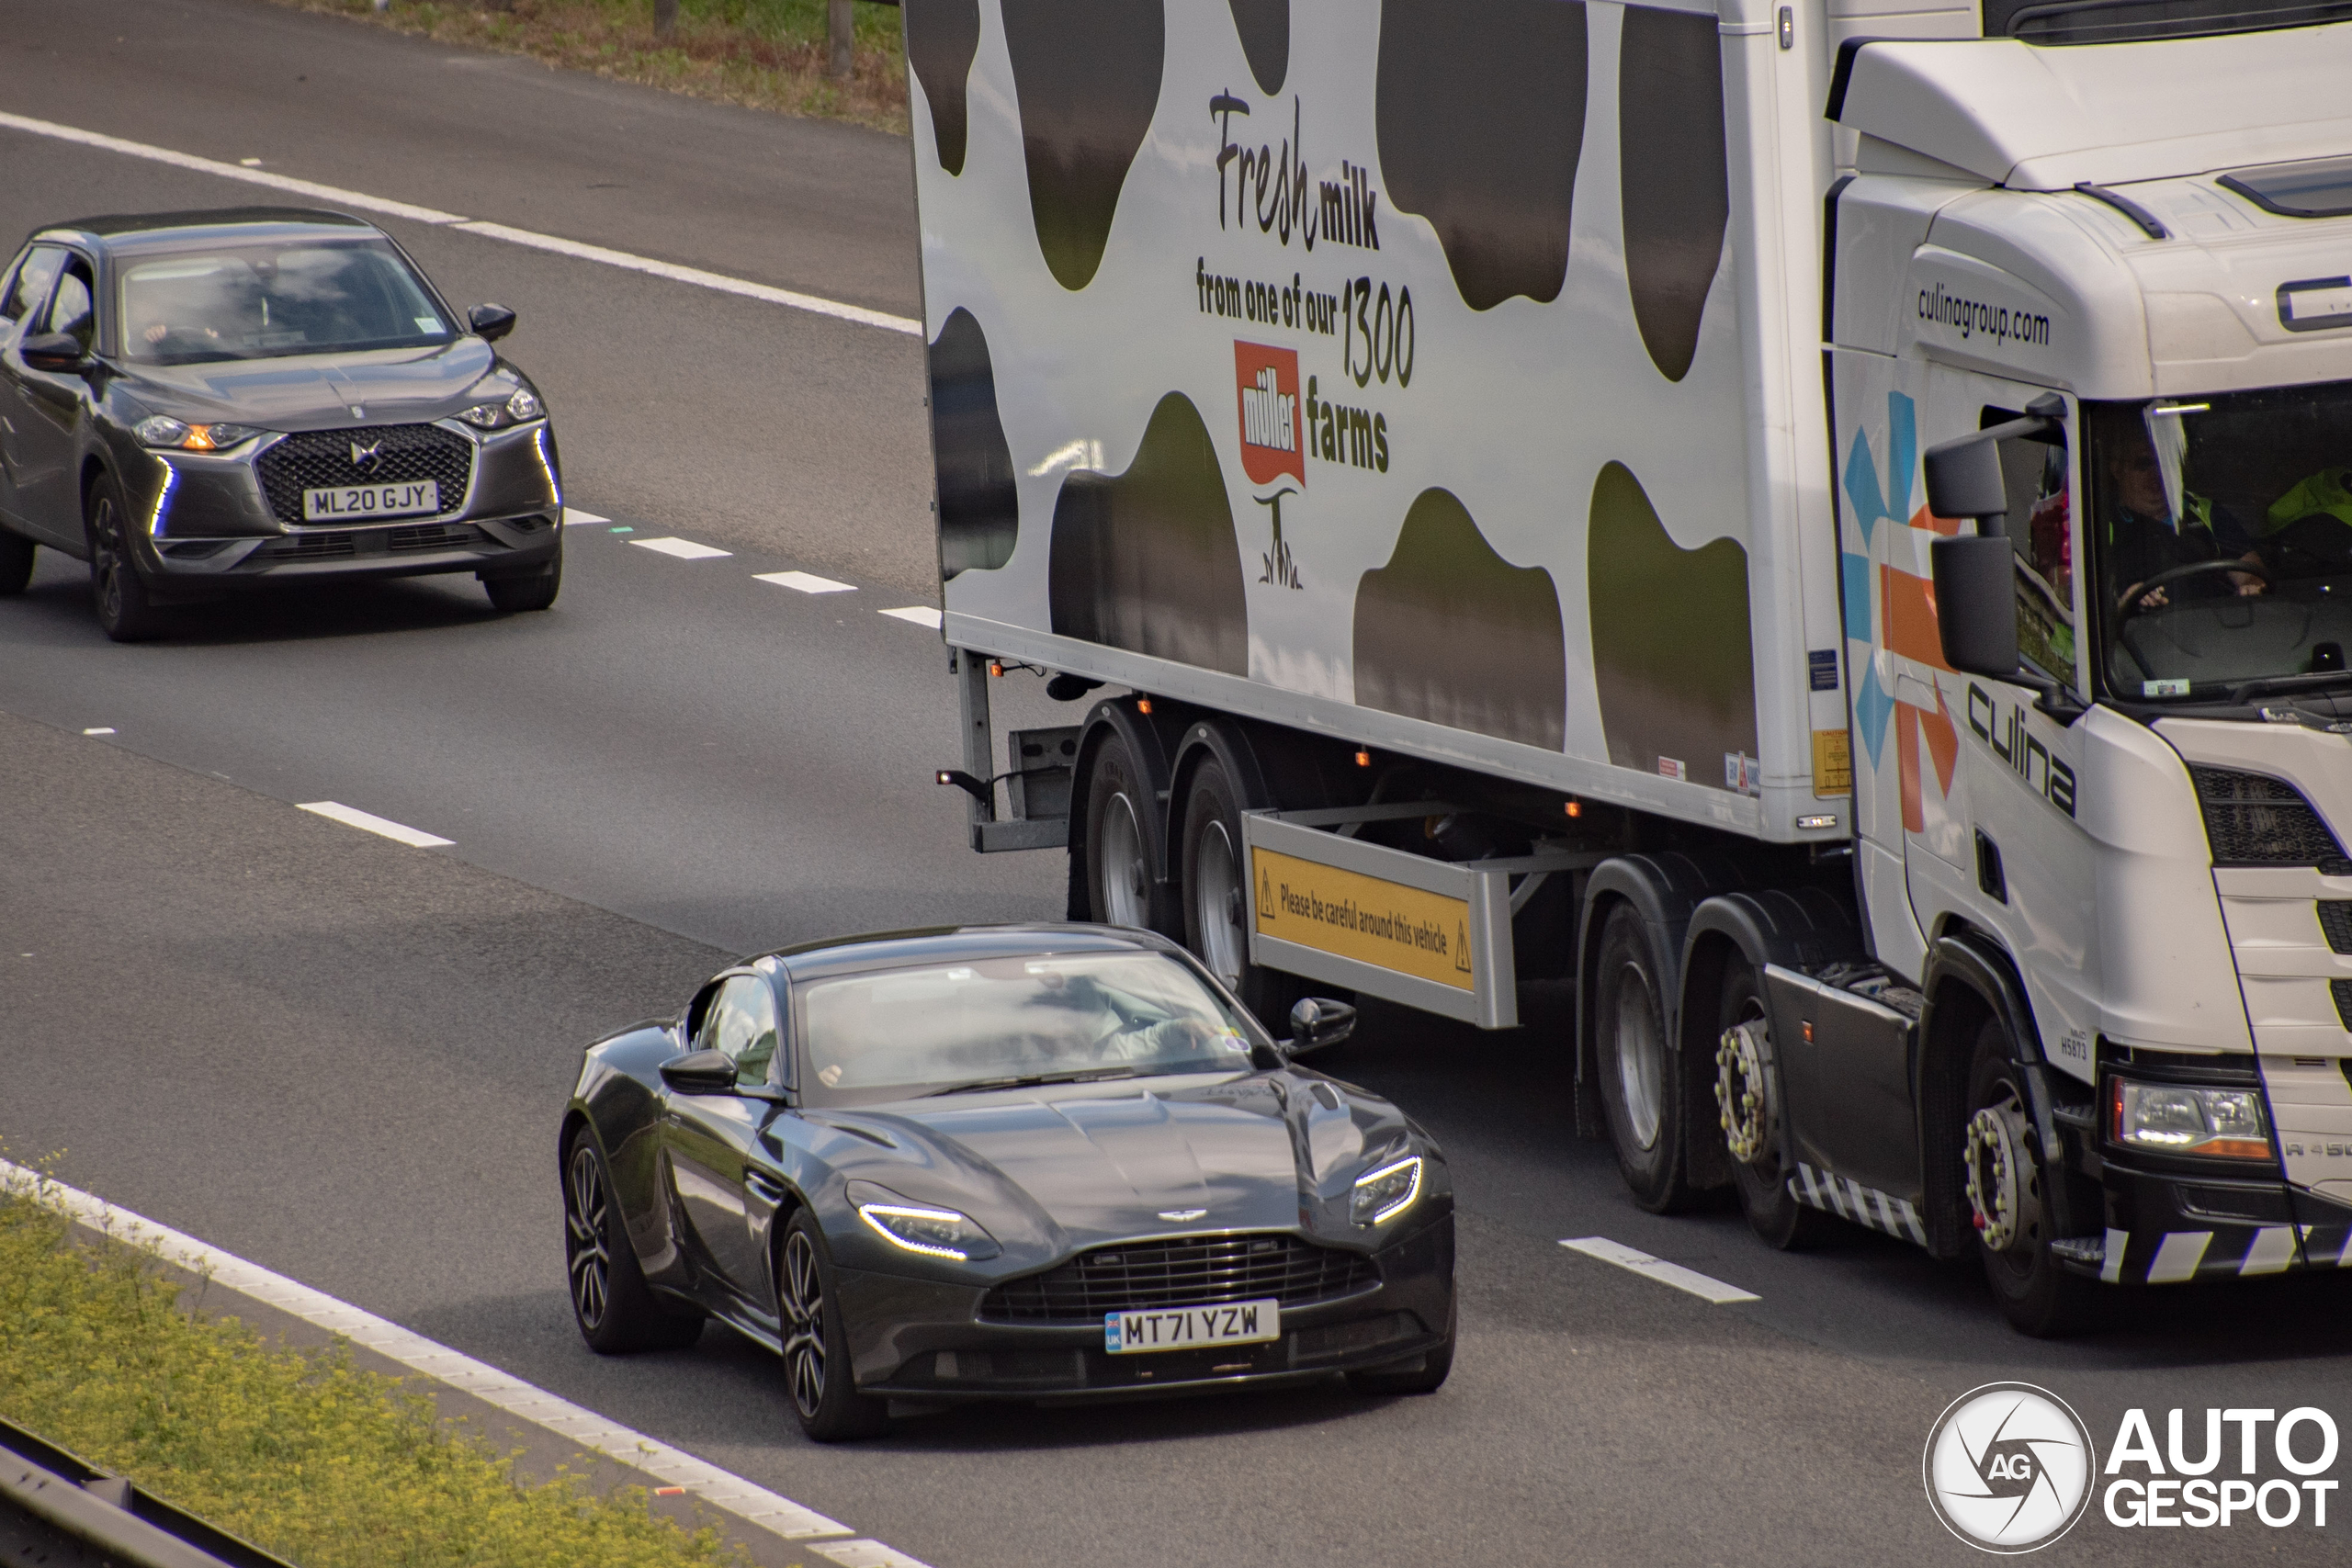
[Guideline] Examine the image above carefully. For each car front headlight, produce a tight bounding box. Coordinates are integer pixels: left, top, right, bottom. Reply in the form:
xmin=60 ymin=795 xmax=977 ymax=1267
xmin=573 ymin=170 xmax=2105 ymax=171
xmin=1350 ymin=1154 xmax=1423 ymax=1225
xmin=847 ymin=1180 xmax=1001 ymax=1261
xmin=2109 ymin=1077 xmax=2272 ymax=1161
xmin=458 ymin=387 xmax=545 ymax=430
xmin=135 ymin=416 xmax=263 ymax=451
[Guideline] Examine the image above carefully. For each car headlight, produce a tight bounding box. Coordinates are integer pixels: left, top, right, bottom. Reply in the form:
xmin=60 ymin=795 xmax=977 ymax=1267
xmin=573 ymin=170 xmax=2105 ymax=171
xmin=135 ymin=416 xmax=262 ymax=451
xmin=2109 ymin=1077 xmax=2272 ymax=1161
xmin=848 ymin=1180 xmax=1000 ymax=1261
xmin=458 ymin=387 xmax=545 ymax=430
xmin=1350 ymin=1154 xmax=1423 ymax=1225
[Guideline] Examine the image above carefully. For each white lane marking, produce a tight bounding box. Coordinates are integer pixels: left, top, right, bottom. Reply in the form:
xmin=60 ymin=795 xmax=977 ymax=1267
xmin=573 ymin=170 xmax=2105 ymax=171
xmin=758 ymin=570 xmax=855 ymax=594
xmin=82 ymin=727 xmax=116 ymax=736
xmin=298 ymin=801 xmax=454 ymax=849
xmin=451 ymin=221 xmax=922 ymax=338
xmin=239 ymin=157 xmax=263 ymax=167
xmin=1558 ymin=1236 xmax=1760 ymax=1304
xmin=628 ymin=536 xmax=731 ymax=561
xmin=812 ymin=1541 xmax=939 ymax=1568
xmin=0 ymin=111 xmax=923 ymax=338
xmin=879 ymin=606 xmax=944 ymax=628
xmin=561 ymin=508 xmax=609 ymax=526
xmin=0 ymin=1160 xmax=860 ymax=1546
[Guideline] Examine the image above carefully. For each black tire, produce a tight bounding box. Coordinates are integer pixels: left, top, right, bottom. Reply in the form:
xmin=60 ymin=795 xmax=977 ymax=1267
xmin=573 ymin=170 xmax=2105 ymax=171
xmin=1180 ymin=756 xmax=1304 ymax=1024
xmin=563 ymin=1132 xmax=704 ymax=1354
xmin=1964 ymin=1020 xmax=2102 ymax=1337
xmin=1716 ymin=953 xmax=1833 ymax=1249
xmin=86 ymin=473 xmax=166 ymax=642
xmin=1082 ymin=730 xmax=1169 ymax=933
xmin=0 ymin=529 xmax=32 ymax=596
xmin=1592 ymin=903 xmax=1698 ymax=1213
xmin=1344 ymin=1303 xmax=1455 ymax=1396
xmin=778 ymin=1211 xmax=889 ymax=1442
xmin=483 ymin=536 xmax=561 ymax=612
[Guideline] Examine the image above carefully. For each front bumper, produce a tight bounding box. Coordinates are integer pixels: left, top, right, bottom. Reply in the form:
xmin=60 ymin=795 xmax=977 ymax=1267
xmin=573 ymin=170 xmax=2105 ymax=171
xmin=836 ymin=1214 xmax=1455 ymax=1401
xmin=2062 ymin=1157 xmax=2352 ymax=1284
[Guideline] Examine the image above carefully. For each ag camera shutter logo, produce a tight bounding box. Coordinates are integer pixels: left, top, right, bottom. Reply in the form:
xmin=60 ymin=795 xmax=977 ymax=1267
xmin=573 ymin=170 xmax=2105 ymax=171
xmin=1924 ymin=1382 xmax=2097 ymax=1552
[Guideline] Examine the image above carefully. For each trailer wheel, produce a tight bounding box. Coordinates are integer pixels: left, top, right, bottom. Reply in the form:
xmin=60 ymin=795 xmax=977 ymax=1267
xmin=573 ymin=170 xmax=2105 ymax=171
xmin=1716 ymin=953 xmax=1829 ymax=1249
xmin=1180 ymin=756 xmax=1304 ymax=1024
xmin=1594 ymin=903 xmax=1694 ymax=1212
xmin=1965 ymin=1019 xmax=2101 ymax=1337
xmin=1083 ymin=730 xmax=1164 ymax=932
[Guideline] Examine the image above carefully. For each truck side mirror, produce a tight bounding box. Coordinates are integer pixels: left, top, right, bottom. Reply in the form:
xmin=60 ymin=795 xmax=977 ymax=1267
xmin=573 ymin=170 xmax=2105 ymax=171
xmin=1929 ymin=534 xmax=2018 ymax=680
xmin=1922 ymin=433 xmax=2012 ymax=530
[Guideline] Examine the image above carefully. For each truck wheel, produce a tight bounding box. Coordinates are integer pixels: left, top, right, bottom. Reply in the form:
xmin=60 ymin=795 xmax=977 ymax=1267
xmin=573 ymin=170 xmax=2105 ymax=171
xmin=1964 ymin=1019 xmax=2101 ymax=1337
xmin=1594 ymin=903 xmax=1694 ymax=1212
xmin=1181 ymin=756 xmax=1302 ymax=1023
xmin=1084 ymin=731 xmax=1165 ymax=931
xmin=0 ymin=529 xmax=32 ymax=595
xmin=1716 ymin=953 xmax=1829 ymax=1248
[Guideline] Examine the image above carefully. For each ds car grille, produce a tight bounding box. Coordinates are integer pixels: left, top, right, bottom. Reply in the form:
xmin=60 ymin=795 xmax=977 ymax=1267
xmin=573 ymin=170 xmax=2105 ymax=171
xmin=978 ymin=1234 xmax=1379 ymax=1324
xmin=255 ymin=424 xmax=473 ymax=526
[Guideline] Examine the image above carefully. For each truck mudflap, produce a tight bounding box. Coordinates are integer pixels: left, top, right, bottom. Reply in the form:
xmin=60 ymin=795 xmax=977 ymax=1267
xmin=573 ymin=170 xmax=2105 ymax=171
xmin=2052 ymin=1170 xmax=2352 ymax=1283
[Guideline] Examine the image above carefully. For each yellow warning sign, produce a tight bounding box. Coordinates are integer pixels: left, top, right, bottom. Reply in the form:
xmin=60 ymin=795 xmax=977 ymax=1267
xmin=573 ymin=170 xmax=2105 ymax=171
xmin=1251 ymin=847 xmax=1474 ymax=991
xmin=1812 ymin=728 xmax=1853 ymax=797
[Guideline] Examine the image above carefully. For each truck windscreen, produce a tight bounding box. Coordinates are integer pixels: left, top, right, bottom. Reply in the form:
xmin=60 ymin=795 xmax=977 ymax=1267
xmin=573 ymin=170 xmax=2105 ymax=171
xmin=2086 ymin=384 xmax=2352 ymax=702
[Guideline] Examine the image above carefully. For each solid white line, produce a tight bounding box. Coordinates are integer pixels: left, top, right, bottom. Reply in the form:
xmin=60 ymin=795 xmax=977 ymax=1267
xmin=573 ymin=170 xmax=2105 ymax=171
xmin=879 ymin=606 xmax=944 ymax=628
xmin=628 ymin=536 xmax=731 ymax=561
xmin=298 ymin=800 xmax=454 ymax=849
xmin=0 ymin=111 xmax=924 ymax=339
xmin=813 ymin=1541 xmax=938 ymax=1568
xmin=560 ymin=508 xmax=609 ymax=527
xmin=0 ymin=1160 xmax=863 ymax=1547
xmin=757 ymin=570 xmax=856 ymax=594
xmin=1558 ymin=1237 xmax=1760 ymax=1304
xmin=82 ymin=728 xmax=116 ymax=736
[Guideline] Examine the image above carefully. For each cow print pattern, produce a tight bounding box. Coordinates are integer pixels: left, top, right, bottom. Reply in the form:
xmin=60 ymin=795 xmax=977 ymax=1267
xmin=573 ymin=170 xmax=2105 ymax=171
xmin=1049 ymin=393 xmax=1250 ymax=674
xmin=1376 ymin=0 xmax=1587 ymax=311
xmin=1353 ymin=489 xmax=1565 ymax=750
xmin=904 ymin=0 xmax=983 ymax=176
xmin=1620 ymin=6 xmax=1728 ymax=381
xmin=1226 ymin=0 xmax=1288 ymax=95
xmin=929 ymin=309 xmax=1020 ymax=579
xmin=1001 ymin=0 xmax=1166 ymax=291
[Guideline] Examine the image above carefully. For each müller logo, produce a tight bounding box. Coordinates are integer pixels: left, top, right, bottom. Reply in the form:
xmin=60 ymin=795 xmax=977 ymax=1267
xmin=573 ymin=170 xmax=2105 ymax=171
xmin=1923 ymin=1383 xmax=2096 ymax=1552
xmin=1234 ymin=341 xmax=1304 ymax=487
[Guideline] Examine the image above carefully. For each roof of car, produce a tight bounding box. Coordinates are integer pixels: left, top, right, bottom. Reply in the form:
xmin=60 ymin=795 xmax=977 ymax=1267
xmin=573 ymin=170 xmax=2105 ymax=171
xmin=28 ymin=208 xmax=377 ymax=254
xmin=765 ymin=922 xmax=1172 ymax=981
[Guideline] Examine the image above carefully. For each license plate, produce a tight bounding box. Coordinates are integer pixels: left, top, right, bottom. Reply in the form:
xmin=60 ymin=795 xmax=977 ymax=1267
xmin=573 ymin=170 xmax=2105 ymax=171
xmin=1104 ymin=1297 xmax=1279 ymax=1355
xmin=302 ymin=479 xmax=438 ymax=522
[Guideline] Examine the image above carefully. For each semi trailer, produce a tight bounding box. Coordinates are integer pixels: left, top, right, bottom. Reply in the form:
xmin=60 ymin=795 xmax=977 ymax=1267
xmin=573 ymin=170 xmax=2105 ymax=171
xmin=899 ymin=0 xmax=2352 ymax=1333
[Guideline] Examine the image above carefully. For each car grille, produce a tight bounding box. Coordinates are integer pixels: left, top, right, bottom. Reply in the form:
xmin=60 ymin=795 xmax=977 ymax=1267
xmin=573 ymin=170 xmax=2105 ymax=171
xmin=255 ymin=533 xmax=357 ymax=561
xmin=978 ymin=1234 xmax=1379 ymax=1325
xmin=255 ymin=424 xmax=473 ymax=527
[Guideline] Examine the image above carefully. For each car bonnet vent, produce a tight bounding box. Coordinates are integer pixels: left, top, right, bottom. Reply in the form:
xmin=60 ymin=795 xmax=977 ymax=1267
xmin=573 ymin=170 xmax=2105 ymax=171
xmin=2190 ymin=766 xmax=2344 ymax=865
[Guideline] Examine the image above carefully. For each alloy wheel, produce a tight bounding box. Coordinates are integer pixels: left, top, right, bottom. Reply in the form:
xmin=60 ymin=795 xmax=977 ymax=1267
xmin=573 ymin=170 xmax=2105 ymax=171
xmin=780 ymin=1229 xmax=828 ymax=1419
xmin=91 ymin=493 xmax=126 ymax=626
xmin=564 ymin=1144 xmax=611 ymax=1330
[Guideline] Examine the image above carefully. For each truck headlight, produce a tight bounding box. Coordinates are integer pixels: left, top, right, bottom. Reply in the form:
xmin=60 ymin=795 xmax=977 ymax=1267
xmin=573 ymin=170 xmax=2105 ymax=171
xmin=1351 ymin=1154 xmax=1423 ymax=1224
xmin=848 ymin=1181 xmax=1000 ymax=1260
xmin=2109 ymin=1077 xmax=2272 ymax=1161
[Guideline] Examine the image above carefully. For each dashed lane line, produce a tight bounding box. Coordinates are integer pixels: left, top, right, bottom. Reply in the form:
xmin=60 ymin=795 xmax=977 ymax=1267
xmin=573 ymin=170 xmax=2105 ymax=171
xmin=878 ymin=606 xmax=944 ymax=629
xmin=0 ymin=110 xmax=924 ymax=339
xmin=1558 ymin=1236 xmax=1760 ymax=1304
xmin=298 ymin=801 xmax=455 ymax=849
xmin=561 ymin=508 xmax=609 ymax=526
xmin=0 ymin=1161 xmax=930 ymax=1562
xmin=628 ymin=536 xmax=732 ymax=561
xmin=82 ymin=728 xmax=116 ymax=736
xmin=757 ymin=570 xmax=856 ymax=594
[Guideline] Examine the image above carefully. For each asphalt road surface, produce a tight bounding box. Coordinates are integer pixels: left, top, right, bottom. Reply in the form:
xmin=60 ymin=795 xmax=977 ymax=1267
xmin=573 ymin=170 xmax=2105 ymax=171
xmin=3 ymin=4 xmax=2349 ymax=1564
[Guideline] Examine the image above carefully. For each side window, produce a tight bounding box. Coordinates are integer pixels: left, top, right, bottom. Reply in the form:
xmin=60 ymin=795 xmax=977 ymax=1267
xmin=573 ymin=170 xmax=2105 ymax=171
xmin=43 ymin=256 xmax=95 ymax=351
xmin=696 ymin=975 xmax=782 ymax=1087
xmin=1994 ymin=417 xmax=2076 ymax=688
xmin=1 ymin=245 xmax=64 ymax=325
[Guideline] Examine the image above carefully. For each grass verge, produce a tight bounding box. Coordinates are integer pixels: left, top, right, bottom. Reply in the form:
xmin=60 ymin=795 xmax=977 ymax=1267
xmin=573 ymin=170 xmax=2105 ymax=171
xmin=259 ymin=0 xmax=910 ymax=133
xmin=0 ymin=1170 xmax=741 ymax=1568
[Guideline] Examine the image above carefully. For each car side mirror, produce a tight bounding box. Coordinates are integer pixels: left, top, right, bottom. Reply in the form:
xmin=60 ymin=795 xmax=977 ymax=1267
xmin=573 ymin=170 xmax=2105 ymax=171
xmin=19 ymin=332 xmax=87 ymax=373
xmin=1284 ymin=997 xmax=1357 ymax=1056
xmin=468 ymin=303 xmax=516 ymax=344
xmin=659 ymin=1049 xmax=741 ymax=1095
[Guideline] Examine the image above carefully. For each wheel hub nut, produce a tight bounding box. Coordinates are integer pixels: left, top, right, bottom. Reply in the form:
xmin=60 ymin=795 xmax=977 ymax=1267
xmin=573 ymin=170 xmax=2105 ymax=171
xmin=1715 ymin=1021 xmax=1772 ymax=1167
xmin=1964 ymin=1100 xmax=2037 ymax=1254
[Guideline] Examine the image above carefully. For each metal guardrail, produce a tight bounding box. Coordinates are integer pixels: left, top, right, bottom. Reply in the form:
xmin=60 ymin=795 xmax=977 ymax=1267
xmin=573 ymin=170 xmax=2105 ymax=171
xmin=0 ymin=1414 xmax=299 ymax=1568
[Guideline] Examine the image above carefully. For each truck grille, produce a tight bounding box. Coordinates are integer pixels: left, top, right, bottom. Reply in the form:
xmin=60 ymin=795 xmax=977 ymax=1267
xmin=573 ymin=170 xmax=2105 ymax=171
xmin=255 ymin=424 xmax=473 ymax=527
xmin=979 ymin=1234 xmax=1378 ymax=1324
xmin=2319 ymin=902 xmax=2352 ymax=955
xmin=2191 ymin=767 xmax=2344 ymax=866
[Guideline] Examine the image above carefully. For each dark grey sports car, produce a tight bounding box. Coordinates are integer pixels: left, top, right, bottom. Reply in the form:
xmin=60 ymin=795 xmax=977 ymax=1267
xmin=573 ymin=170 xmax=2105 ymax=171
xmin=0 ymin=208 xmax=562 ymax=640
xmin=560 ymin=924 xmax=1455 ymax=1440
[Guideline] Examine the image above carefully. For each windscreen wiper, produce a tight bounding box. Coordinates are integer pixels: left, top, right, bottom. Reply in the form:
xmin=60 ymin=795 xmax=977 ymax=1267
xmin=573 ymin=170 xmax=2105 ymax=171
xmin=920 ymin=1066 xmax=1138 ymax=1097
xmin=2226 ymin=671 xmax=2352 ymax=705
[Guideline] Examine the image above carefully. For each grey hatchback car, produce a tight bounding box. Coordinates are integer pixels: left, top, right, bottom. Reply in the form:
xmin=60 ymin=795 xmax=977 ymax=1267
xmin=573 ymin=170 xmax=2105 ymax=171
xmin=0 ymin=208 xmax=563 ymax=640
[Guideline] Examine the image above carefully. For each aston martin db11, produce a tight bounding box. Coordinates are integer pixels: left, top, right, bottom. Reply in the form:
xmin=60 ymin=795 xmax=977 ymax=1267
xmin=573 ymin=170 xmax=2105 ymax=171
xmin=560 ymin=923 xmax=1455 ymax=1439
xmin=0 ymin=208 xmax=562 ymax=640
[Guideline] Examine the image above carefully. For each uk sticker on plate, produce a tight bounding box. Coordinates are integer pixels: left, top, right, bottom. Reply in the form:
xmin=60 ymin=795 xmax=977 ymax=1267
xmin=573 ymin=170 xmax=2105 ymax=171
xmin=1104 ymin=1297 xmax=1280 ymax=1354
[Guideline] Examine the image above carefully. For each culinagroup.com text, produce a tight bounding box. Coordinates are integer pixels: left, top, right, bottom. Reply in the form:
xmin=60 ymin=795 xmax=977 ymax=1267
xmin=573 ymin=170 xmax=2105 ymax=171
xmin=1917 ymin=281 xmax=2052 ymax=347
xmin=2103 ymin=1406 xmax=2340 ymax=1529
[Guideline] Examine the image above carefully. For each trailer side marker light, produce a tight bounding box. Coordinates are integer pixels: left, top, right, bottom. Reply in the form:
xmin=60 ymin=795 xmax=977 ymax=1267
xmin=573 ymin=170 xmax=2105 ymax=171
xmin=1565 ymin=798 xmax=1582 ymax=818
xmin=989 ymin=660 xmax=1005 ymax=677
xmin=1136 ymin=698 xmax=1153 ymax=714
xmin=1355 ymin=749 xmax=1372 ymax=768
xmin=1796 ymin=814 xmax=1838 ymax=829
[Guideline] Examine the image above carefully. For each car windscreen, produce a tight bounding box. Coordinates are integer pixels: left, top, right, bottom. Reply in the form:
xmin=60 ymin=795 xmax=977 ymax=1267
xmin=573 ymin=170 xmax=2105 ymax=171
xmin=796 ymin=952 xmax=1266 ymax=1104
xmin=115 ymin=239 xmax=455 ymax=366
